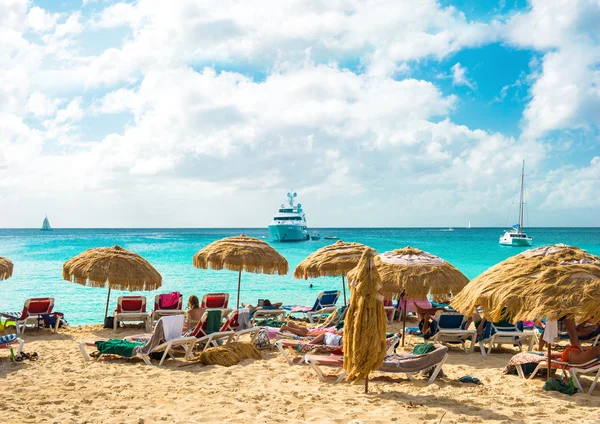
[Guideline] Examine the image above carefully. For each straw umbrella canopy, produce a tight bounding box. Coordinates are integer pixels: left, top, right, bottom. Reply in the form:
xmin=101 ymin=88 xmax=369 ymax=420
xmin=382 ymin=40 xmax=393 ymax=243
xmin=0 ymin=257 xmax=14 ymax=281
xmin=294 ymin=240 xmax=369 ymax=305
xmin=376 ymin=247 xmax=469 ymax=345
xmin=344 ymin=248 xmax=388 ymax=393
xmin=451 ymin=244 xmax=600 ymax=378
xmin=62 ymin=245 xmax=162 ymax=319
xmin=192 ymin=234 xmax=288 ymax=309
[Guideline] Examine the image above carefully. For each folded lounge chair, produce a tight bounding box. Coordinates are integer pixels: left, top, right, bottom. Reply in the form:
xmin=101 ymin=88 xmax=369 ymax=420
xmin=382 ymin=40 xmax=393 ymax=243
xmin=0 ymin=334 xmax=24 ymax=357
xmin=1 ymin=297 xmax=61 ymax=334
xmin=79 ymin=315 xmax=197 ymax=366
xmin=478 ymin=321 xmax=535 ymax=356
xmin=114 ymin=296 xmax=150 ymax=332
xmin=525 ymin=357 xmax=600 ymax=395
xmin=286 ymin=290 xmax=341 ymax=324
xmin=305 ymin=343 xmax=449 ymax=384
xmin=431 ymin=312 xmax=477 ymax=353
xmin=151 ymin=292 xmax=184 ymax=324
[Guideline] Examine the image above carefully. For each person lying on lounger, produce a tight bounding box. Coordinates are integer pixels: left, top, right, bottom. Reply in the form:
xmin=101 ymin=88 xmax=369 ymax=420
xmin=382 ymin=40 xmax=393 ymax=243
xmin=309 ymin=329 xmax=344 ymax=346
xmin=540 ymin=317 xmax=600 ymax=364
xmin=242 ymin=299 xmax=283 ymax=315
xmin=279 ymin=321 xmax=337 ymax=337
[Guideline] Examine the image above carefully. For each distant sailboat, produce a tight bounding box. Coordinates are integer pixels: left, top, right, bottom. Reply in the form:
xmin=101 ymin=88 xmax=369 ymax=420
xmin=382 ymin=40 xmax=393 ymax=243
xmin=467 ymin=221 xmax=471 ymax=229
xmin=41 ymin=215 xmax=52 ymax=231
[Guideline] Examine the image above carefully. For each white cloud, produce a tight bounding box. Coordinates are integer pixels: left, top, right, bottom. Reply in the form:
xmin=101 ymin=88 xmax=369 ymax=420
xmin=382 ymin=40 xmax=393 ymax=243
xmin=25 ymin=92 xmax=59 ymax=118
xmin=450 ymin=62 xmax=476 ymax=90
xmin=26 ymin=6 xmax=59 ymax=33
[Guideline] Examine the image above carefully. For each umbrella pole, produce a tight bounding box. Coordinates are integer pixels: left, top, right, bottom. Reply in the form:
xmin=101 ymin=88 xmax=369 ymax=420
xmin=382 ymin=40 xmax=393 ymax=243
xmin=402 ymin=296 xmax=407 ymax=347
xmin=236 ymin=269 xmax=242 ymax=310
xmin=365 ymin=375 xmax=369 ymax=394
xmin=342 ymin=274 xmax=347 ymax=306
xmin=547 ymin=342 xmax=552 ymax=380
xmin=104 ymin=287 xmax=111 ymax=319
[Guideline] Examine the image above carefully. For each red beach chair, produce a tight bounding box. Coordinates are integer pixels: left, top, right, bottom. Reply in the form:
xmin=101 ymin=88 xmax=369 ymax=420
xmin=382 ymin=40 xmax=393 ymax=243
xmin=114 ymin=296 xmax=150 ymax=332
xmin=1 ymin=297 xmax=60 ymax=334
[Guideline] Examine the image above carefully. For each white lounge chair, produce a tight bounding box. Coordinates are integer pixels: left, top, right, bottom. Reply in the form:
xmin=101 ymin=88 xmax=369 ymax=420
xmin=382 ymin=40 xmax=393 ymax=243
xmin=114 ymin=296 xmax=150 ymax=332
xmin=1 ymin=297 xmax=61 ymax=334
xmin=305 ymin=344 xmax=449 ymax=385
xmin=0 ymin=334 xmax=24 ymax=357
xmin=524 ymin=357 xmax=600 ymax=395
xmin=79 ymin=315 xmax=197 ymax=366
xmin=478 ymin=321 xmax=535 ymax=356
xmin=286 ymin=290 xmax=340 ymax=324
xmin=431 ymin=312 xmax=476 ymax=353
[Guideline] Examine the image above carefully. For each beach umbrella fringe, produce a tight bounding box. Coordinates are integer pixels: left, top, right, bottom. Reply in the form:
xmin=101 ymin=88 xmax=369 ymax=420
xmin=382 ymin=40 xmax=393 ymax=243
xmin=451 ymin=244 xmax=600 ymax=323
xmin=293 ymin=241 xmax=367 ymax=279
xmin=0 ymin=256 xmax=14 ymax=281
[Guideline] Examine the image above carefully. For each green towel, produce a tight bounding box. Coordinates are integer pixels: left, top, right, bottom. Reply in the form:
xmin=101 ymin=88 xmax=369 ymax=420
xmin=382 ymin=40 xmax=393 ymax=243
xmin=96 ymin=339 xmax=145 ymax=357
xmin=543 ymin=378 xmax=578 ymax=395
xmin=335 ymin=320 xmax=344 ymax=330
xmin=413 ymin=343 xmax=436 ymax=355
xmin=206 ymin=310 xmax=223 ymax=334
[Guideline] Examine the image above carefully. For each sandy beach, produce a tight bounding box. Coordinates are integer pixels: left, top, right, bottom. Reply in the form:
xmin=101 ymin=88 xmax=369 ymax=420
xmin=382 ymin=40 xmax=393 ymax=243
xmin=3 ymin=319 xmax=599 ymax=424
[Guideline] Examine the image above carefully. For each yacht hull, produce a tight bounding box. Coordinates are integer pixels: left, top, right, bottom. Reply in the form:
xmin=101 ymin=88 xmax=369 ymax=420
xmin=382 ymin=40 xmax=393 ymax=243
xmin=269 ymin=225 xmax=309 ymax=242
xmin=499 ymin=235 xmax=533 ymax=246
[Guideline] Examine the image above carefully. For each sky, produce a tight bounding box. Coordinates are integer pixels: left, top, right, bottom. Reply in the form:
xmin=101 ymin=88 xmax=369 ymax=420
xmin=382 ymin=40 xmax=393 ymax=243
xmin=0 ymin=0 xmax=599 ymax=228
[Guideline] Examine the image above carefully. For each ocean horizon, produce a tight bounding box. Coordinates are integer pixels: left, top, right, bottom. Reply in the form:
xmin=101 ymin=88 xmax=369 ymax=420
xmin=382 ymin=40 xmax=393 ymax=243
xmin=2 ymin=227 xmax=599 ymax=325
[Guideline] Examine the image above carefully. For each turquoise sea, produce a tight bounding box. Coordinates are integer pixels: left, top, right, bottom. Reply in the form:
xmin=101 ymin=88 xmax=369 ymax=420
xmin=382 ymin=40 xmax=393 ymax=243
xmin=1 ymin=228 xmax=599 ymax=325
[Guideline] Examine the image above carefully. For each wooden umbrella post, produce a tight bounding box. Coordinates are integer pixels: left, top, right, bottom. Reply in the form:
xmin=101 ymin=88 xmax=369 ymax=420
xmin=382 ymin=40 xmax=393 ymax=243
xmin=365 ymin=375 xmax=369 ymax=394
xmin=342 ymin=274 xmax=347 ymax=306
xmin=547 ymin=342 xmax=552 ymax=380
xmin=402 ymin=296 xmax=408 ymax=347
xmin=104 ymin=287 xmax=111 ymax=319
xmin=236 ymin=269 xmax=242 ymax=310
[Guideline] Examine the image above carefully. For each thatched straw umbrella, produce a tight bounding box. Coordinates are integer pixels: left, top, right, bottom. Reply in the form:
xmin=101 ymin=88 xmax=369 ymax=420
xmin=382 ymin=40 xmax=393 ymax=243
xmin=0 ymin=257 xmax=14 ymax=281
xmin=192 ymin=234 xmax=288 ymax=309
xmin=376 ymin=247 xmax=469 ymax=345
xmin=63 ymin=245 xmax=162 ymax=319
xmin=452 ymin=244 xmax=600 ymax=377
xmin=344 ymin=248 xmax=388 ymax=393
xmin=294 ymin=241 xmax=368 ymax=305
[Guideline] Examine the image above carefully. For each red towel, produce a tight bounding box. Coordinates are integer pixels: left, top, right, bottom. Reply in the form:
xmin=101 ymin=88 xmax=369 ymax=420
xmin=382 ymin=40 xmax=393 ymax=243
xmin=159 ymin=292 xmax=181 ymax=310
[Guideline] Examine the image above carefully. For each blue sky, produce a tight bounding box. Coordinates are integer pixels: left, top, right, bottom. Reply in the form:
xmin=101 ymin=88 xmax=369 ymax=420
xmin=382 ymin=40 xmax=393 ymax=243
xmin=0 ymin=0 xmax=599 ymax=228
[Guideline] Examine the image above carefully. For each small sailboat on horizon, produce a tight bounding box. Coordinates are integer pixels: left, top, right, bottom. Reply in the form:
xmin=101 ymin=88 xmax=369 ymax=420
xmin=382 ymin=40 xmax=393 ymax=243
xmin=499 ymin=161 xmax=532 ymax=246
xmin=467 ymin=221 xmax=471 ymax=229
xmin=41 ymin=215 xmax=52 ymax=231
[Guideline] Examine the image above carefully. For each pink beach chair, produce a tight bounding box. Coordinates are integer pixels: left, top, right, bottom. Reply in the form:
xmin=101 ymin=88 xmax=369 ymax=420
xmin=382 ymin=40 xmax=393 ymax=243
xmin=151 ymin=292 xmax=184 ymax=324
xmin=1 ymin=297 xmax=61 ymax=334
xmin=114 ymin=296 xmax=150 ymax=332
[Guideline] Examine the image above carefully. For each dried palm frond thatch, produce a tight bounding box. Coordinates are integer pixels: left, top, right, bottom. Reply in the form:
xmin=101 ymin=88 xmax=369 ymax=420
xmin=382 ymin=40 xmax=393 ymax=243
xmin=451 ymin=244 xmax=600 ymax=323
xmin=344 ymin=248 xmax=387 ymax=393
xmin=63 ymin=245 xmax=162 ymax=291
xmin=193 ymin=235 xmax=288 ymax=275
xmin=294 ymin=241 xmax=369 ymax=305
xmin=0 ymin=256 xmax=14 ymax=281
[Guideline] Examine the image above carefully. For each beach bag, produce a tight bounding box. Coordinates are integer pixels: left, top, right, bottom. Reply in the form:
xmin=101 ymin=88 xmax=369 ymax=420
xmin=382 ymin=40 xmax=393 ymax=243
xmin=104 ymin=316 xmax=119 ymax=329
xmin=253 ymin=328 xmax=271 ymax=350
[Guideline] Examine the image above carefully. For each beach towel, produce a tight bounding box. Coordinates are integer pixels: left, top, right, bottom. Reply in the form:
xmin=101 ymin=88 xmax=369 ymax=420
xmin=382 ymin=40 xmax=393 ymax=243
xmin=543 ymin=378 xmax=578 ymax=395
xmin=96 ymin=339 xmax=145 ymax=357
xmin=237 ymin=308 xmax=250 ymax=331
xmin=159 ymin=292 xmax=181 ymax=309
xmin=413 ymin=344 xmax=436 ymax=355
xmin=544 ymin=320 xmax=558 ymax=343
xmin=502 ymin=352 xmax=548 ymax=375
xmin=162 ymin=315 xmax=185 ymax=342
xmin=206 ymin=310 xmax=222 ymax=334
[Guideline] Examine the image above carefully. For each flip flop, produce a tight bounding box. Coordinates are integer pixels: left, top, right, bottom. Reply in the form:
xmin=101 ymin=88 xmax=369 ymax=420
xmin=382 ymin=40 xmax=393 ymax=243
xmin=14 ymin=354 xmax=23 ymax=362
xmin=30 ymin=352 xmax=39 ymax=361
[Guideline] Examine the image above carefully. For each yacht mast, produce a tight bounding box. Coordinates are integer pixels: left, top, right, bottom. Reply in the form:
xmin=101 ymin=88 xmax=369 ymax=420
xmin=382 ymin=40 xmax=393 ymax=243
xmin=518 ymin=160 xmax=525 ymax=233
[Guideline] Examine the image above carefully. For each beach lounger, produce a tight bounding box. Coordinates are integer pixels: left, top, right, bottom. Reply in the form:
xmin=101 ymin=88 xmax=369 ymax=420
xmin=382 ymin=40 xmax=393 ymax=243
xmin=276 ymin=334 xmax=399 ymax=366
xmin=1 ymin=297 xmax=61 ymax=334
xmin=79 ymin=315 xmax=197 ymax=366
xmin=525 ymin=357 xmax=600 ymax=395
xmin=431 ymin=312 xmax=476 ymax=353
xmin=151 ymin=292 xmax=184 ymax=324
xmin=114 ymin=296 xmax=150 ymax=332
xmin=200 ymin=292 xmax=232 ymax=316
xmin=478 ymin=321 xmax=535 ymax=356
xmin=250 ymin=306 xmax=287 ymax=325
xmin=305 ymin=343 xmax=448 ymax=384
xmin=0 ymin=334 xmax=24 ymax=357
xmin=286 ymin=290 xmax=340 ymax=324
xmin=188 ymin=311 xmax=259 ymax=352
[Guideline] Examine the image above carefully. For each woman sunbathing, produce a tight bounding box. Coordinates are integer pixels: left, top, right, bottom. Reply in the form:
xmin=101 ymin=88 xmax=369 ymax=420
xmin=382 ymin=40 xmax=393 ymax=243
xmin=242 ymin=299 xmax=283 ymax=314
xmin=183 ymin=295 xmax=205 ymax=331
xmin=309 ymin=329 xmax=343 ymax=346
xmin=279 ymin=321 xmax=337 ymax=337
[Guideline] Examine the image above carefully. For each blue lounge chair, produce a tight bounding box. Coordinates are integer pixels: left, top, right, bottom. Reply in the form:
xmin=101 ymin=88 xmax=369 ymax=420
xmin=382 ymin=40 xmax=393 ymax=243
xmin=285 ymin=290 xmax=341 ymax=324
xmin=431 ymin=312 xmax=476 ymax=353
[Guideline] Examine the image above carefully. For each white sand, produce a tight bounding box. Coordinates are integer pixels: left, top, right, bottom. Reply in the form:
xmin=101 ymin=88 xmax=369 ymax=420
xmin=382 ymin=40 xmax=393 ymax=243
xmin=2 ymin=321 xmax=600 ymax=424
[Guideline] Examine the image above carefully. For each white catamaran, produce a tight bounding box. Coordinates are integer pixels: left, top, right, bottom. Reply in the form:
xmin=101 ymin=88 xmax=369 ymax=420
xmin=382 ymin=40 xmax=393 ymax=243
xmin=41 ymin=214 xmax=52 ymax=231
xmin=499 ymin=161 xmax=532 ymax=246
